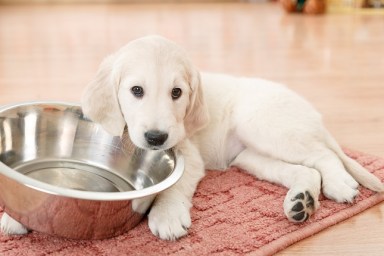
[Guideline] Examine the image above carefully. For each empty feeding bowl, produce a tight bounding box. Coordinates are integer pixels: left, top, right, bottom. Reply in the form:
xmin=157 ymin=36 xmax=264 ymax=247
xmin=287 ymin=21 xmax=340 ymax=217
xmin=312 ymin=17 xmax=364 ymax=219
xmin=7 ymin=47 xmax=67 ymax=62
xmin=0 ymin=101 xmax=184 ymax=239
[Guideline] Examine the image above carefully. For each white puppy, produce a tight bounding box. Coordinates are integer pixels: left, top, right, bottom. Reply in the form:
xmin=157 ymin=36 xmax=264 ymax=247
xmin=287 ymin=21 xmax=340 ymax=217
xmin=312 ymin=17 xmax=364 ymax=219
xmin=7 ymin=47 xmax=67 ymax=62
xmin=2 ymin=36 xmax=383 ymax=240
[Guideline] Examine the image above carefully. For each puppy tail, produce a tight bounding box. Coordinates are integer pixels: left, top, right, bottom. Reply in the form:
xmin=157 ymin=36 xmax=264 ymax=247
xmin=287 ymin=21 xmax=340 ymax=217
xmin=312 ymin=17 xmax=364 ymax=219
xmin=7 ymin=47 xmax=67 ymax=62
xmin=325 ymin=130 xmax=384 ymax=193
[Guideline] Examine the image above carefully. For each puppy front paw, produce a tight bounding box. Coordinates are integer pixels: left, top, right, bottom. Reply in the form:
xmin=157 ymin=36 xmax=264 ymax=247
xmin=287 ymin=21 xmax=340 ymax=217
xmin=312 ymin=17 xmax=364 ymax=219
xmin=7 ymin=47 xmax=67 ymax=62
xmin=284 ymin=189 xmax=319 ymax=222
xmin=1 ymin=213 xmax=29 ymax=235
xmin=148 ymin=200 xmax=191 ymax=241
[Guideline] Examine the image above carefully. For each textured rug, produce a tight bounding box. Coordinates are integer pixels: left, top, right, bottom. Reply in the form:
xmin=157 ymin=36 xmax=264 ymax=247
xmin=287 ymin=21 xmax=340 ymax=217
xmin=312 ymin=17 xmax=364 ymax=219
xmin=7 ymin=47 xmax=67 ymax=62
xmin=1 ymin=149 xmax=384 ymax=256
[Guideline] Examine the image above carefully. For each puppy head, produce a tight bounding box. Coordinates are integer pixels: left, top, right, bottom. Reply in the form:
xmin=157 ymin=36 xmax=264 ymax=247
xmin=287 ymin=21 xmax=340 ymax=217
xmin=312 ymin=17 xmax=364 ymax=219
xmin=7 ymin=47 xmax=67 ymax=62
xmin=81 ymin=35 xmax=209 ymax=150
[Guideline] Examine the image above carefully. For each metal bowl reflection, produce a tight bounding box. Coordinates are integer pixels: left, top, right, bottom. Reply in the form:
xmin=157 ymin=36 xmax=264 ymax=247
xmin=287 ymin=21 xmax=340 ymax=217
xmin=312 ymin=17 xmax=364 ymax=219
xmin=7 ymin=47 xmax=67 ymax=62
xmin=0 ymin=101 xmax=184 ymax=239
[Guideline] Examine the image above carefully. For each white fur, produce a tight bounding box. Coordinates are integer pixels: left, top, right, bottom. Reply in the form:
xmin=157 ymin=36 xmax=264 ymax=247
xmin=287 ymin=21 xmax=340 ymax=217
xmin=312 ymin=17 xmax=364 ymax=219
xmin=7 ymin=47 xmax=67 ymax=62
xmin=2 ymin=35 xmax=383 ymax=240
xmin=0 ymin=213 xmax=28 ymax=235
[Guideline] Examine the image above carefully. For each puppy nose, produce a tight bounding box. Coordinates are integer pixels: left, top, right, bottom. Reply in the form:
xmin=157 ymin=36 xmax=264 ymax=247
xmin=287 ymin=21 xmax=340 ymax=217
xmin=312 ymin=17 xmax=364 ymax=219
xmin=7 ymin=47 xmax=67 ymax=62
xmin=144 ymin=130 xmax=168 ymax=146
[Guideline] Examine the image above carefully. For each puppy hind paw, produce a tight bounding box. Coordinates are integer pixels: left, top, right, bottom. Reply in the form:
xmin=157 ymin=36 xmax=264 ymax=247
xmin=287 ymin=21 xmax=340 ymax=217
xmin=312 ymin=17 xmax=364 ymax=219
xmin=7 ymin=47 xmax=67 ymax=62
xmin=323 ymin=182 xmax=359 ymax=203
xmin=284 ymin=190 xmax=318 ymax=223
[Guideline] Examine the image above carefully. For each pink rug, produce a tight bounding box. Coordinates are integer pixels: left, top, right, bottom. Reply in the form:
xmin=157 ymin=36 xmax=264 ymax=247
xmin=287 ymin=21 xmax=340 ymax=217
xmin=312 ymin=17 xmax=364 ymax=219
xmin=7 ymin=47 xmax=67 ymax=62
xmin=1 ymin=149 xmax=384 ymax=255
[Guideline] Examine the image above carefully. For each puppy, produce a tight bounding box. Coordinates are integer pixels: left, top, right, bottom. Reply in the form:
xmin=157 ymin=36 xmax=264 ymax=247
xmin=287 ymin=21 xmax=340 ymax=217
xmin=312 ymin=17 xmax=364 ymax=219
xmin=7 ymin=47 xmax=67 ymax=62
xmin=2 ymin=35 xmax=383 ymax=240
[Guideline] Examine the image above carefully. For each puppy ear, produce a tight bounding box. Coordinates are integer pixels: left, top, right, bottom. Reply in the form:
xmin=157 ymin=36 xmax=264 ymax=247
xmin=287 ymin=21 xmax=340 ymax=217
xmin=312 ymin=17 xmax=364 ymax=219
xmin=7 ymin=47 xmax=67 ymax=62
xmin=81 ymin=54 xmax=126 ymax=137
xmin=184 ymin=69 xmax=210 ymax=136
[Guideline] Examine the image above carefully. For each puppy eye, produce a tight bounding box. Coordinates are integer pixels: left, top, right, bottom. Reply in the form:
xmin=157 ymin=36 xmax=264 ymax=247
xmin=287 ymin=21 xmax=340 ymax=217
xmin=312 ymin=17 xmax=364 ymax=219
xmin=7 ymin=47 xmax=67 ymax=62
xmin=171 ymin=88 xmax=182 ymax=100
xmin=131 ymin=86 xmax=144 ymax=98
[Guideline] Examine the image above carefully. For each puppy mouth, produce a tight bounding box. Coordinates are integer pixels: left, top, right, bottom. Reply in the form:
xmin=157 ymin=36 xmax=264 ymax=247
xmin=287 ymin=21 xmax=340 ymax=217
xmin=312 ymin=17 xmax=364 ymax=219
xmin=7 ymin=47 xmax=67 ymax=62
xmin=145 ymin=143 xmax=173 ymax=151
xmin=133 ymin=142 xmax=171 ymax=151
xmin=147 ymin=145 xmax=163 ymax=151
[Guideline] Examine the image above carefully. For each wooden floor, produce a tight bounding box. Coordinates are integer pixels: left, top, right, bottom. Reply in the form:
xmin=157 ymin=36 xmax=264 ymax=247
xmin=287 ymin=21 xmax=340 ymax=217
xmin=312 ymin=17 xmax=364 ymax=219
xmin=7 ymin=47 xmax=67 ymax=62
xmin=1 ymin=1 xmax=384 ymax=254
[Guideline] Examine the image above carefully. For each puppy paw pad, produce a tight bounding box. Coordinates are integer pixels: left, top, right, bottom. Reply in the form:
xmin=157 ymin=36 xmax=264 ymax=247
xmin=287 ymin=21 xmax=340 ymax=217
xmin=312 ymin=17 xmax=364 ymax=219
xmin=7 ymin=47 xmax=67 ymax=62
xmin=285 ymin=190 xmax=317 ymax=223
xmin=292 ymin=201 xmax=304 ymax=212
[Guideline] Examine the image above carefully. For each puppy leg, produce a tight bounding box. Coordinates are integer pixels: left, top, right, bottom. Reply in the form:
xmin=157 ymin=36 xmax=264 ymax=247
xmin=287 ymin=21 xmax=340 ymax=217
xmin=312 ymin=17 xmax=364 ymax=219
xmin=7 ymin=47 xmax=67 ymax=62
xmin=148 ymin=139 xmax=205 ymax=240
xmin=235 ymin=117 xmax=360 ymax=203
xmin=1 ymin=213 xmax=28 ymax=235
xmin=300 ymin=148 xmax=360 ymax=203
xmin=264 ymin=144 xmax=359 ymax=203
xmin=232 ymin=149 xmax=321 ymax=222
xmin=255 ymin=136 xmax=360 ymax=203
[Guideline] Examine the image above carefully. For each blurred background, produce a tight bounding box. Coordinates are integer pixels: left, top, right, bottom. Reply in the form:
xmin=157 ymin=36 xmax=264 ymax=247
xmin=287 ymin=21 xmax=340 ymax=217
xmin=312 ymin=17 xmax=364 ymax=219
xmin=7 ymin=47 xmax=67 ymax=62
xmin=0 ymin=1 xmax=384 ymax=253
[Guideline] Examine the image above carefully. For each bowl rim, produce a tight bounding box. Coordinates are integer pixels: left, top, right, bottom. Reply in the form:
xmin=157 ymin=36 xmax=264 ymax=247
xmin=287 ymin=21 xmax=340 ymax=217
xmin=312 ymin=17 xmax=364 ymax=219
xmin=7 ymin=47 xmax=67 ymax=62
xmin=0 ymin=101 xmax=185 ymax=201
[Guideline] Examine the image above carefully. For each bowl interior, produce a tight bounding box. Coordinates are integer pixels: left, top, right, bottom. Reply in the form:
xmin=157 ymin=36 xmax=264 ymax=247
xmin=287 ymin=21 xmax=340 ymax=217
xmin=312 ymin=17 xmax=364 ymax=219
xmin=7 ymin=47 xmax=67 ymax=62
xmin=0 ymin=102 xmax=176 ymax=194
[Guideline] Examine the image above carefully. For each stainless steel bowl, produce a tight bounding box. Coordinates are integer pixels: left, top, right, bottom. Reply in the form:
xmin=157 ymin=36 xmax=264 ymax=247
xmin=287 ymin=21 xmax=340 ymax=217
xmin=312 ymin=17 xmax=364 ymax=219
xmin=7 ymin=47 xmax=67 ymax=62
xmin=0 ymin=101 xmax=184 ymax=239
